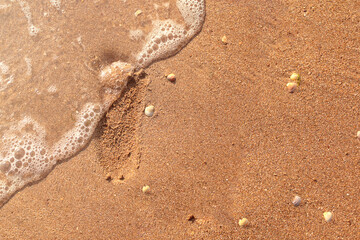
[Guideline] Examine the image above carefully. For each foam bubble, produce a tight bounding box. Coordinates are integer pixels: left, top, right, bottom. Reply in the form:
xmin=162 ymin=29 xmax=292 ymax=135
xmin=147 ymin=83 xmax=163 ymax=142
xmin=50 ymin=103 xmax=105 ymax=160
xmin=129 ymin=29 xmax=144 ymax=41
xmin=135 ymin=0 xmax=205 ymax=68
xmin=0 ymin=4 xmax=12 ymax=10
xmin=50 ymin=0 xmax=61 ymax=10
xmin=28 ymin=24 xmax=39 ymax=36
xmin=17 ymin=0 xmax=40 ymax=36
xmin=0 ymin=62 xmax=9 ymax=74
xmin=0 ymin=116 xmax=52 ymax=205
xmin=24 ymin=57 xmax=32 ymax=75
xmin=47 ymin=85 xmax=57 ymax=93
xmin=0 ymin=103 xmax=106 ymax=205
xmin=0 ymin=61 xmax=14 ymax=91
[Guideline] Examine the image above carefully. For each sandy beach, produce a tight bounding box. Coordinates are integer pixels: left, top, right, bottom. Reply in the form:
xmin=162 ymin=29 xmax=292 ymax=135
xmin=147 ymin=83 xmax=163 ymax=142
xmin=0 ymin=0 xmax=359 ymax=239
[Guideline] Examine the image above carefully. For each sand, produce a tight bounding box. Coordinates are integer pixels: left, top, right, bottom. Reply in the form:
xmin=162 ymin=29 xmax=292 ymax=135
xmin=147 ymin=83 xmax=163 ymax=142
xmin=0 ymin=0 xmax=359 ymax=239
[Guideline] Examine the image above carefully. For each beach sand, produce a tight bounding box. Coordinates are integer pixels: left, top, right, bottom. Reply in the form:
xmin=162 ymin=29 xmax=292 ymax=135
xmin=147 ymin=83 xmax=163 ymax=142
xmin=0 ymin=0 xmax=359 ymax=239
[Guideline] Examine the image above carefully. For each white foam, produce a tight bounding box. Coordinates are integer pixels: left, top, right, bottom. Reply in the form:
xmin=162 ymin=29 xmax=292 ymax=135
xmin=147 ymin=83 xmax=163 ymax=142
xmin=0 ymin=103 xmax=105 ymax=205
xmin=50 ymin=0 xmax=61 ymax=10
xmin=0 ymin=61 xmax=14 ymax=91
xmin=0 ymin=62 xmax=9 ymax=74
xmin=135 ymin=0 xmax=205 ymax=68
xmin=50 ymin=103 xmax=104 ymax=160
xmin=0 ymin=117 xmax=51 ymax=205
xmin=47 ymin=85 xmax=57 ymax=93
xmin=17 ymin=0 xmax=40 ymax=36
xmin=0 ymin=4 xmax=11 ymax=10
xmin=24 ymin=57 xmax=32 ymax=75
xmin=28 ymin=24 xmax=39 ymax=36
xmin=129 ymin=29 xmax=144 ymax=41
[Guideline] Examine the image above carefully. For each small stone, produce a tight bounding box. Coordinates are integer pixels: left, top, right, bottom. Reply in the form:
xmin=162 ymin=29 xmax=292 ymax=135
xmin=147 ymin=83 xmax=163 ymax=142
xmin=292 ymin=195 xmax=301 ymax=206
xmin=144 ymin=105 xmax=155 ymax=117
xmin=142 ymin=185 xmax=150 ymax=193
xmin=187 ymin=215 xmax=196 ymax=222
xmin=105 ymin=173 xmax=112 ymax=182
xmin=239 ymin=218 xmax=249 ymax=227
xmin=135 ymin=10 xmax=142 ymax=16
xmin=286 ymin=82 xmax=298 ymax=93
xmin=356 ymin=131 xmax=360 ymax=139
xmin=166 ymin=73 xmax=176 ymax=82
xmin=323 ymin=212 xmax=333 ymax=222
xmin=221 ymin=35 xmax=228 ymax=44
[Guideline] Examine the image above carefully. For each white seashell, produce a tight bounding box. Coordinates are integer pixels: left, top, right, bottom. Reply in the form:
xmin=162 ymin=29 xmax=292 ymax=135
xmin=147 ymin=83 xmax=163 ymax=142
xmin=292 ymin=195 xmax=301 ymax=206
xmin=145 ymin=105 xmax=155 ymax=117
xmin=239 ymin=218 xmax=249 ymax=227
xmin=142 ymin=185 xmax=150 ymax=193
xmin=166 ymin=73 xmax=176 ymax=82
xmin=286 ymin=82 xmax=298 ymax=93
xmin=221 ymin=35 xmax=228 ymax=44
xmin=290 ymin=73 xmax=300 ymax=81
xmin=135 ymin=10 xmax=142 ymax=16
xmin=323 ymin=212 xmax=333 ymax=222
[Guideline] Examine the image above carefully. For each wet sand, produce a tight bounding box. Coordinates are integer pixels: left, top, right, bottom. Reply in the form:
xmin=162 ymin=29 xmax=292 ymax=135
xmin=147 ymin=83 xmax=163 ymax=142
xmin=0 ymin=0 xmax=359 ymax=239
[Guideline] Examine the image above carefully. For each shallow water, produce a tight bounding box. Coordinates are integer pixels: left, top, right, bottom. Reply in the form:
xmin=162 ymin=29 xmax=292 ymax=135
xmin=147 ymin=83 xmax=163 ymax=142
xmin=0 ymin=0 xmax=204 ymax=206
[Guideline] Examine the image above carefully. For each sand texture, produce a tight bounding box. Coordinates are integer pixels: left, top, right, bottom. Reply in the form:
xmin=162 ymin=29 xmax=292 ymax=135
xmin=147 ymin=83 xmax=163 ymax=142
xmin=0 ymin=0 xmax=359 ymax=239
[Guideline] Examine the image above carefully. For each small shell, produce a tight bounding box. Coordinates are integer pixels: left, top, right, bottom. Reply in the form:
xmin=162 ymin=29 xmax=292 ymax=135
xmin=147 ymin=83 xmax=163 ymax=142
xmin=167 ymin=73 xmax=176 ymax=82
xmin=356 ymin=131 xmax=360 ymax=139
xmin=221 ymin=35 xmax=228 ymax=44
xmin=323 ymin=212 xmax=333 ymax=222
xmin=292 ymin=195 xmax=301 ymax=207
xmin=290 ymin=73 xmax=301 ymax=85
xmin=135 ymin=10 xmax=142 ymax=16
xmin=238 ymin=218 xmax=249 ymax=227
xmin=286 ymin=82 xmax=298 ymax=93
xmin=144 ymin=105 xmax=155 ymax=117
xmin=142 ymin=185 xmax=150 ymax=193
xmin=290 ymin=73 xmax=300 ymax=81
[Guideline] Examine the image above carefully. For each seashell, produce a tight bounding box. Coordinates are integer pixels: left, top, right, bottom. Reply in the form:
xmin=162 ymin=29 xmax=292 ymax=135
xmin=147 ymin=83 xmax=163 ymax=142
xmin=292 ymin=195 xmax=301 ymax=206
xmin=323 ymin=212 xmax=333 ymax=222
xmin=145 ymin=105 xmax=155 ymax=117
xmin=167 ymin=73 xmax=176 ymax=82
xmin=142 ymin=185 xmax=150 ymax=193
xmin=239 ymin=218 xmax=249 ymax=227
xmin=286 ymin=82 xmax=298 ymax=93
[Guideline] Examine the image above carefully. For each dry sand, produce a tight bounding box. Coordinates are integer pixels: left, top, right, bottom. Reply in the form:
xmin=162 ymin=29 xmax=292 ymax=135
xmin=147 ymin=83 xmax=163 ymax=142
xmin=0 ymin=0 xmax=359 ymax=239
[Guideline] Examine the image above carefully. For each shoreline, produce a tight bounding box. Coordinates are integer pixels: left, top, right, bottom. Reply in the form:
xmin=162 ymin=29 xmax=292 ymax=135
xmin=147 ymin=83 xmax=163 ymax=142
xmin=0 ymin=1 xmax=359 ymax=239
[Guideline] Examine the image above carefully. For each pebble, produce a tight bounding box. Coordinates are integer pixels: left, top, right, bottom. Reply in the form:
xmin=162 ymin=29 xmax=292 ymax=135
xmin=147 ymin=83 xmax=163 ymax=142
xmin=144 ymin=105 xmax=155 ymax=117
xmin=292 ymin=195 xmax=301 ymax=206
xmin=356 ymin=131 xmax=360 ymax=139
xmin=167 ymin=73 xmax=176 ymax=82
xmin=323 ymin=212 xmax=333 ymax=222
xmin=286 ymin=82 xmax=298 ymax=93
xmin=142 ymin=185 xmax=150 ymax=193
xmin=238 ymin=218 xmax=249 ymax=227
xmin=187 ymin=215 xmax=196 ymax=222
xmin=221 ymin=35 xmax=228 ymax=44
